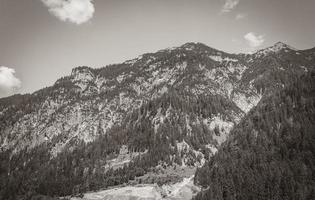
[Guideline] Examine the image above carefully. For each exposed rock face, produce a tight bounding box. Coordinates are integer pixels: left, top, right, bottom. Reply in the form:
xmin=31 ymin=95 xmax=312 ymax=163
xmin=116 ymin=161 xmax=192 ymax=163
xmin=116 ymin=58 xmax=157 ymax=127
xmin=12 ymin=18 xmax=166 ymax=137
xmin=0 ymin=42 xmax=314 ymax=156
xmin=71 ymin=66 xmax=95 ymax=91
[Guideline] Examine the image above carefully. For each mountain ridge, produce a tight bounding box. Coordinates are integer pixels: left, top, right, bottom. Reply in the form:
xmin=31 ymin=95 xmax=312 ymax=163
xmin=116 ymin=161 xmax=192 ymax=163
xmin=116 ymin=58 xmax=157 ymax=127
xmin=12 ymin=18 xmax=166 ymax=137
xmin=3 ymin=41 xmax=313 ymax=100
xmin=1 ymin=41 xmax=314 ymax=154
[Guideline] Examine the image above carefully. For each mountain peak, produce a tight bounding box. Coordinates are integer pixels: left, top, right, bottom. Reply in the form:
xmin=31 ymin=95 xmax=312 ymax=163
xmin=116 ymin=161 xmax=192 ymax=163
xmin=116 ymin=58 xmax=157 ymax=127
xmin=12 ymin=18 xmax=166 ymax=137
xmin=271 ymin=42 xmax=296 ymax=51
xmin=180 ymin=42 xmax=209 ymax=50
xmin=180 ymin=42 xmax=223 ymax=55
xmin=253 ymin=42 xmax=297 ymax=56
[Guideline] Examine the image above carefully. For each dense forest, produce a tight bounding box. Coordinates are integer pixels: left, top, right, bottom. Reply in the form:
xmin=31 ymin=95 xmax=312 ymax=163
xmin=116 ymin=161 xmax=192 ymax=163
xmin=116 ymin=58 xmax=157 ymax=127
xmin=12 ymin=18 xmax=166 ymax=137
xmin=194 ymin=71 xmax=315 ymax=200
xmin=0 ymin=90 xmax=238 ymax=199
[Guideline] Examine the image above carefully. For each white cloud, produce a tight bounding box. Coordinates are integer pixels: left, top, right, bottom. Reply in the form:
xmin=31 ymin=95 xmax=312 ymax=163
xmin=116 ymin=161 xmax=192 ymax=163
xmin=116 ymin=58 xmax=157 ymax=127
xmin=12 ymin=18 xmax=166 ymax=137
xmin=235 ymin=13 xmax=247 ymax=20
xmin=244 ymin=32 xmax=265 ymax=47
xmin=222 ymin=0 xmax=240 ymax=13
xmin=0 ymin=66 xmax=21 ymax=95
xmin=41 ymin=0 xmax=95 ymax=24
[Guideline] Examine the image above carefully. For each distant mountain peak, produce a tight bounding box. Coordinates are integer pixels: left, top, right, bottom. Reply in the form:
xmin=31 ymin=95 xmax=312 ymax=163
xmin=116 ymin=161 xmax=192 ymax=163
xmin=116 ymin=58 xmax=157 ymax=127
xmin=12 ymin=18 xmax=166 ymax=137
xmin=181 ymin=42 xmax=204 ymax=48
xmin=271 ymin=41 xmax=297 ymax=51
xmin=180 ymin=42 xmax=219 ymax=52
xmin=253 ymin=42 xmax=297 ymax=57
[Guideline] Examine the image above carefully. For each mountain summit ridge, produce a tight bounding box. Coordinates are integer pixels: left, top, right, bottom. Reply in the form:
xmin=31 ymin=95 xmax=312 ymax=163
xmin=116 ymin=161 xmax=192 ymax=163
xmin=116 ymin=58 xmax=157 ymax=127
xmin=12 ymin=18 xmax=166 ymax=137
xmin=67 ymin=41 xmax=300 ymax=80
xmin=66 ymin=41 xmax=311 ymax=79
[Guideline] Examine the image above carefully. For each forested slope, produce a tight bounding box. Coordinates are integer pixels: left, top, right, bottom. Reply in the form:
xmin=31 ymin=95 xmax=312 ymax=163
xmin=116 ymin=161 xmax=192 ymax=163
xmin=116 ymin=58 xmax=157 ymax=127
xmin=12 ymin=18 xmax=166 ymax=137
xmin=194 ymin=71 xmax=315 ymax=200
xmin=0 ymin=90 xmax=241 ymax=199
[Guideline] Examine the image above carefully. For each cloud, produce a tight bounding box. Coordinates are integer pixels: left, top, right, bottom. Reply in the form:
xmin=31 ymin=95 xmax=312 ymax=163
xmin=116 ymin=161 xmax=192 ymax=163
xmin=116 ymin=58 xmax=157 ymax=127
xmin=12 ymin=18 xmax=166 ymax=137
xmin=0 ymin=66 xmax=21 ymax=95
xmin=41 ymin=0 xmax=95 ymax=24
xmin=244 ymin=32 xmax=265 ymax=47
xmin=222 ymin=0 xmax=240 ymax=13
xmin=235 ymin=13 xmax=247 ymax=20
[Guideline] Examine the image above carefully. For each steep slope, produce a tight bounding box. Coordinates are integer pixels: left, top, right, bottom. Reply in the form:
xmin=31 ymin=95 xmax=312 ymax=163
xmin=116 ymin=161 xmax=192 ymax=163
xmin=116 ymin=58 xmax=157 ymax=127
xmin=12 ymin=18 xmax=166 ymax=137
xmin=0 ymin=43 xmax=248 ymax=156
xmin=0 ymin=42 xmax=314 ymax=199
xmin=0 ymin=91 xmax=243 ymax=199
xmin=194 ymin=71 xmax=315 ymax=200
xmin=239 ymin=42 xmax=314 ymax=96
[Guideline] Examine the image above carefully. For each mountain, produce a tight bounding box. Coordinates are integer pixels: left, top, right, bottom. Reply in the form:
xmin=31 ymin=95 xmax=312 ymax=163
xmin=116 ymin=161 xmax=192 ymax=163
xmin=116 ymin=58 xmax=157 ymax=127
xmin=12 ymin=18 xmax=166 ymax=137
xmin=194 ymin=70 xmax=315 ymax=200
xmin=0 ymin=42 xmax=314 ymax=199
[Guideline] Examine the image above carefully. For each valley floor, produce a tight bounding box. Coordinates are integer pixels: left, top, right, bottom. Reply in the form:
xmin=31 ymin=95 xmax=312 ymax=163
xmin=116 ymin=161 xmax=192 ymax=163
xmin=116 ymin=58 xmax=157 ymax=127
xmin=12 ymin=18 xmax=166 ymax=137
xmin=68 ymin=174 xmax=200 ymax=200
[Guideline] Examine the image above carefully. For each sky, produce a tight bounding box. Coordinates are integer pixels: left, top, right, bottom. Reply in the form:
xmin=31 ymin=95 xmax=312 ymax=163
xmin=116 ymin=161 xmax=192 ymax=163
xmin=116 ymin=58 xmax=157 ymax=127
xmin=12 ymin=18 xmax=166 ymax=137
xmin=1 ymin=0 xmax=315 ymax=98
